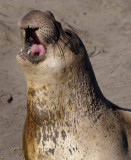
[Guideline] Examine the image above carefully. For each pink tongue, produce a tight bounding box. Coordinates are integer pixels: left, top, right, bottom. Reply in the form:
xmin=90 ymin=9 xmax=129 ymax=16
xmin=30 ymin=44 xmax=45 ymax=56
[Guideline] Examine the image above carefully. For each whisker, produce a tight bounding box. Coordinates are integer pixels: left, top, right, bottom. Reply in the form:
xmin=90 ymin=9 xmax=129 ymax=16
xmin=53 ymin=44 xmax=56 ymax=59
xmin=59 ymin=37 xmax=71 ymax=51
xmin=20 ymin=30 xmax=24 ymax=43
xmin=57 ymin=41 xmax=64 ymax=55
xmin=60 ymin=36 xmax=78 ymax=55
xmin=56 ymin=43 xmax=61 ymax=55
xmin=57 ymin=41 xmax=67 ymax=65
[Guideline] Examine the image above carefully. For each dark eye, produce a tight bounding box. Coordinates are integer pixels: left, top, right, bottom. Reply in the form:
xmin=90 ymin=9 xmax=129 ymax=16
xmin=64 ymin=29 xmax=72 ymax=37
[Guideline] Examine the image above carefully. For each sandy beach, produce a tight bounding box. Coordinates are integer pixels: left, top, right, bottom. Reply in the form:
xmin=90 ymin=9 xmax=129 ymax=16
xmin=0 ymin=0 xmax=131 ymax=159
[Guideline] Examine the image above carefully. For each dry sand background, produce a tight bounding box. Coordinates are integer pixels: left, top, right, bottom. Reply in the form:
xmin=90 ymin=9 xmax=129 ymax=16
xmin=0 ymin=0 xmax=131 ymax=159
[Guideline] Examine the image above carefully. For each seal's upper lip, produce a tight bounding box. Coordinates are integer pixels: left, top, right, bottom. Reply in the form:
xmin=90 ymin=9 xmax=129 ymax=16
xmin=19 ymin=27 xmax=46 ymax=63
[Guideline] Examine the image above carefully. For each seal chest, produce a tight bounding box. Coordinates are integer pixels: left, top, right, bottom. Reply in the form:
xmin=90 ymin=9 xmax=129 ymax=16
xmin=17 ymin=10 xmax=131 ymax=160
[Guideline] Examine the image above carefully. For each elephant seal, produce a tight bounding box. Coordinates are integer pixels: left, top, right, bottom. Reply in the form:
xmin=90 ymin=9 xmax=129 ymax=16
xmin=16 ymin=10 xmax=131 ymax=160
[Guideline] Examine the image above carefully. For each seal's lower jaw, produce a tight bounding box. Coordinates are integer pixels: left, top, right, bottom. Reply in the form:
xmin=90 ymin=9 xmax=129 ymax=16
xmin=17 ymin=27 xmax=46 ymax=64
xmin=17 ymin=49 xmax=46 ymax=64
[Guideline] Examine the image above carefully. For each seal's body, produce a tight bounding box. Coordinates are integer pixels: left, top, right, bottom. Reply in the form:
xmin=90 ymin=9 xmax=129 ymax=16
xmin=17 ymin=10 xmax=131 ymax=160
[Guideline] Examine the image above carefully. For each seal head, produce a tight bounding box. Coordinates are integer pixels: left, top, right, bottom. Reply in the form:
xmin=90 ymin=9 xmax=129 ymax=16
xmin=17 ymin=10 xmax=85 ymax=87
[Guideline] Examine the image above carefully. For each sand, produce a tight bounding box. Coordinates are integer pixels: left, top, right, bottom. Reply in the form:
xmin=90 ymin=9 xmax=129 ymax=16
xmin=0 ymin=0 xmax=131 ymax=159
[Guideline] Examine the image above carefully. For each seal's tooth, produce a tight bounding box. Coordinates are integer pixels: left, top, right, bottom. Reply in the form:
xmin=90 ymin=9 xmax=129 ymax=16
xmin=20 ymin=49 xmax=23 ymax=52
xmin=27 ymin=51 xmax=31 ymax=55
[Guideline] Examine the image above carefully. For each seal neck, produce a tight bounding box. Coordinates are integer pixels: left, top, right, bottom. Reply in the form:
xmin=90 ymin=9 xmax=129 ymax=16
xmin=26 ymin=53 xmax=106 ymax=122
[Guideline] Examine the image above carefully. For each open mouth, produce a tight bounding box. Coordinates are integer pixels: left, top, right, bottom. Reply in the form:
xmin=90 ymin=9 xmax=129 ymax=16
xmin=19 ymin=27 xmax=46 ymax=63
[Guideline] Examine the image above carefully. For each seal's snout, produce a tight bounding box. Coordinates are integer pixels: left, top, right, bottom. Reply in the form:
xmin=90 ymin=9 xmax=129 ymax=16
xmin=18 ymin=10 xmax=60 ymax=44
xmin=18 ymin=10 xmax=61 ymax=63
xmin=18 ymin=10 xmax=55 ymax=28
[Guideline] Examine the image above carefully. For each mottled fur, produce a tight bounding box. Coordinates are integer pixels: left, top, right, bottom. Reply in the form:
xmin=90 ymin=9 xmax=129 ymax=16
xmin=17 ymin=10 xmax=131 ymax=160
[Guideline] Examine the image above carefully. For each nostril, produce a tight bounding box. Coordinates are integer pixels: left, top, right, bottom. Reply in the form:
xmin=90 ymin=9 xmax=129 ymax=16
xmin=25 ymin=27 xmax=39 ymax=34
xmin=25 ymin=27 xmax=39 ymax=44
